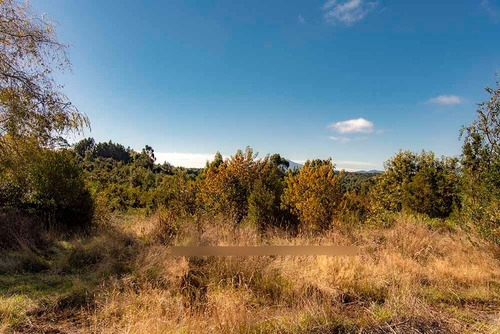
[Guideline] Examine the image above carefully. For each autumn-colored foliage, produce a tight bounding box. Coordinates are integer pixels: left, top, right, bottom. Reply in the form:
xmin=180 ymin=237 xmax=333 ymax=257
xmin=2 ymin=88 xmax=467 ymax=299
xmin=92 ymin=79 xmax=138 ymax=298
xmin=198 ymin=147 xmax=259 ymax=221
xmin=198 ymin=147 xmax=290 ymax=226
xmin=282 ymin=159 xmax=344 ymax=231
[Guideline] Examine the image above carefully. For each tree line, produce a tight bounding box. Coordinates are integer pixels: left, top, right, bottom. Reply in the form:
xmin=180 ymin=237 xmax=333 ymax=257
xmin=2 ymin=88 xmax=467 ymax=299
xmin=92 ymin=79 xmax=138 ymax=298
xmin=0 ymin=0 xmax=498 ymax=246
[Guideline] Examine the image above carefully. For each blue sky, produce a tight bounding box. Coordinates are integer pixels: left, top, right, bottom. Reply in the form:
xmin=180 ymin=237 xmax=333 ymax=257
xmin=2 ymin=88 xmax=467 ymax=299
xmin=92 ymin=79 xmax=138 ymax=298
xmin=32 ymin=0 xmax=500 ymax=170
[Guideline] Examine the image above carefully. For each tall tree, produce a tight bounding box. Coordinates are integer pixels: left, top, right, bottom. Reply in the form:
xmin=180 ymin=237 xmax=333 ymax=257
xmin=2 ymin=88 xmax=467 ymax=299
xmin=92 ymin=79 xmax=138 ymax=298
xmin=0 ymin=0 xmax=87 ymax=150
xmin=460 ymin=79 xmax=500 ymax=242
xmin=74 ymin=137 xmax=95 ymax=158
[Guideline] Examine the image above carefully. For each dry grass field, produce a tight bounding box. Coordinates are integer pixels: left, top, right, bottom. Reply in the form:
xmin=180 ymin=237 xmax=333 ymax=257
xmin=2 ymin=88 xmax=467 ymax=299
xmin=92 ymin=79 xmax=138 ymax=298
xmin=1 ymin=212 xmax=499 ymax=333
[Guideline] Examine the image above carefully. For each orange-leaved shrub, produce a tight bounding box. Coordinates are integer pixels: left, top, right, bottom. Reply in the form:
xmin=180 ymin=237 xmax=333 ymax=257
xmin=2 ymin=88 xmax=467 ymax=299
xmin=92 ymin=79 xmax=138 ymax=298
xmin=281 ymin=159 xmax=344 ymax=231
xmin=198 ymin=148 xmax=292 ymax=227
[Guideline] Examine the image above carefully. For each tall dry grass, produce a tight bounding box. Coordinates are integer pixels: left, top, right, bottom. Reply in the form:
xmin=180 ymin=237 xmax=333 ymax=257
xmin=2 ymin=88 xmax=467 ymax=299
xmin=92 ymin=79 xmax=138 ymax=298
xmin=80 ymin=212 xmax=500 ymax=334
xmin=1 ymin=211 xmax=498 ymax=333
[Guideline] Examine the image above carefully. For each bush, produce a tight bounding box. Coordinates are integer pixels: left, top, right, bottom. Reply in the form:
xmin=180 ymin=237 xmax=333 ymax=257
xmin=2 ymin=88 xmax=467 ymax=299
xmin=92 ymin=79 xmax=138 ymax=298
xmin=0 ymin=208 xmax=47 ymax=250
xmin=152 ymin=206 xmax=181 ymax=245
xmin=338 ymin=191 xmax=370 ymax=227
xmin=77 ymin=140 xmax=171 ymax=214
xmin=199 ymin=149 xmax=293 ymax=227
xmin=198 ymin=148 xmax=259 ymax=222
xmin=370 ymin=151 xmax=460 ymax=219
xmin=281 ymin=159 xmax=344 ymax=231
xmin=460 ymin=80 xmax=500 ymax=242
xmin=0 ymin=138 xmax=94 ymax=233
xmin=155 ymin=171 xmax=197 ymax=216
xmin=248 ymin=155 xmax=294 ymax=229
xmin=29 ymin=148 xmax=94 ymax=229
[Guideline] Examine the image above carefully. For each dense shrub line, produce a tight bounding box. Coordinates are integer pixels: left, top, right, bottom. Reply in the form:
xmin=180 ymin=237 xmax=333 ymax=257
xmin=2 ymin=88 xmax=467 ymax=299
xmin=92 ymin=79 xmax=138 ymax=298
xmin=2 ymin=83 xmax=500 ymax=244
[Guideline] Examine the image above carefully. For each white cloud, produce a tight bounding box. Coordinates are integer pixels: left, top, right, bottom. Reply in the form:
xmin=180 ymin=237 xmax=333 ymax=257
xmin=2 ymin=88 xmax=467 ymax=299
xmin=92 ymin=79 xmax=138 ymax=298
xmin=322 ymin=0 xmax=378 ymax=25
xmin=155 ymin=152 xmax=228 ymax=168
xmin=323 ymin=0 xmax=338 ymax=10
xmin=298 ymin=14 xmax=306 ymax=24
xmin=427 ymin=95 xmax=463 ymax=106
xmin=329 ymin=118 xmax=374 ymax=134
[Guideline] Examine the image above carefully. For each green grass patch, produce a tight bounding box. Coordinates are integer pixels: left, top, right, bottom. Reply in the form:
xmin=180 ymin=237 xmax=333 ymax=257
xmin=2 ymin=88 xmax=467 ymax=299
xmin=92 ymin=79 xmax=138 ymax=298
xmin=0 ymin=274 xmax=73 ymax=298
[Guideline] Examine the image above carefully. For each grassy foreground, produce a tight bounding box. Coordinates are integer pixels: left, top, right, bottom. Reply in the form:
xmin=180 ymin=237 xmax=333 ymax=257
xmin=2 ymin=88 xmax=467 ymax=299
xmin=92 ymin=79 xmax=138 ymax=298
xmin=0 ymin=214 xmax=499 ymax=333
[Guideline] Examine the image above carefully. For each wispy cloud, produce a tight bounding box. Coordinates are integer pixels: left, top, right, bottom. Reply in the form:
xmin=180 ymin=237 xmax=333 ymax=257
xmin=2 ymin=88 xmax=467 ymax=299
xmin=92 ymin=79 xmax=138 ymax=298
xmin=155 ymin=152 xmax=228 ymax=168
xmin=481 ymin=0 xmax=499 ymax=21
xmin=427 ymin=95 xmax=463 ymax=106
xmin=329 ymin=136 xmax=368 ymax=143
xmin=329 ymin=136 xmax=351 ymax=143
xmin=329 ymin=118 xmax=374 ymax=134
xmin=322 ymin=0 xmax=378 ymax=25
xmin=298 ymin=14 xmax=306 ymax=24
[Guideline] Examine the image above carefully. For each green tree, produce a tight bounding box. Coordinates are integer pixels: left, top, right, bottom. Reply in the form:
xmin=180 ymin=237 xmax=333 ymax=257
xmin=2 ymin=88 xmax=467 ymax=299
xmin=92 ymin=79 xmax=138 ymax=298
xmin=134 ymin=145 xmax=156 ymax=170
xmin=0 ymin=137 xmax=93 ymax=230
xmin=370 ymin=151 xmax=460 ymax=219
xmin=198 ymin=148 xmax=292 ymax=227
xmin=94 ymin=141 xmax=131 ymax=163
xmin=248 ymin=154 xmax=293 ymax=228
xmin=74 ymin=137 xmax=96 ymax=158
xmin=460 ymin=79 xmax=500 ymax=242
xmin=207 ymin=151 xmax=224 ymax=169
xmin=0 ymin=0 xmax=87 ymax=149
xmin=270 ymin=153 xmax=289 ymax=170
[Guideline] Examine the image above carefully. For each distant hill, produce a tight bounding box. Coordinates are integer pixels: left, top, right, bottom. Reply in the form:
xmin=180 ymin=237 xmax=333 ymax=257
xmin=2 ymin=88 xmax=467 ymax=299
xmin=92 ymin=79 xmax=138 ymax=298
xmin=283 ymin=162 xmax=382 ymax=174
xmin=285 ymin=159 xmax=303 ymax=170
xmin=356 ymin=169 xmax=383 ymax=174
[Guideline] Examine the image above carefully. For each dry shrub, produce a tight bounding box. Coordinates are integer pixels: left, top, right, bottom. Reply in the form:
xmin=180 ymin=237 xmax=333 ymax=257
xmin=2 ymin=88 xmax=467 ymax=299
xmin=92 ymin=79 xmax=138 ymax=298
xmin=150 ymin=206 xmax=182 ymax=245
xmin=0 ymin=208 xmax=47 ymax=250
xmin=134 ymin=245 xmax=189 ymax=287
